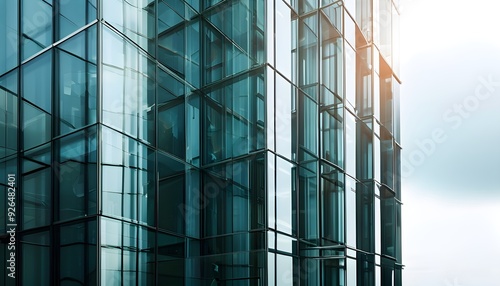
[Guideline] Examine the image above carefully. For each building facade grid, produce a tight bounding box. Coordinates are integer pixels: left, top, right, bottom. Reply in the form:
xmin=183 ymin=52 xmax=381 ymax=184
xmin=0 ymin=0 xmax=402 ymax=285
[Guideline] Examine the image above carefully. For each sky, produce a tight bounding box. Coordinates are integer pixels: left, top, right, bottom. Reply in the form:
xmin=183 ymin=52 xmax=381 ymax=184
xmin=400 ymin=0 xmax=500 ymax=285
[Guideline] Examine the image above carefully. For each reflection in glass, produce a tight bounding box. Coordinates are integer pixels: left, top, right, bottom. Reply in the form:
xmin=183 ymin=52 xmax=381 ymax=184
xmin=22 ymin=0 xmax=52 ymax=59
xmin=101 ymin=127 xmax=155 ymax=226
xmin=57 ymin=32 xmax=97 ymax=135
xmin=56 ymin=127 xmax=97 ymax=221
xmin=0 ymin=1 xmax=18 ymax=73
xmin=103 ymin=0 xmax=155 ymax=55
xmin=21 ymin=231 xmax=50 ymax=285
xmin=102 ymin=27 xmax=155 ymax=144
xmin=57 ymin=0 xmax=97 ymax=40
xmin=58 ymin=220 xmax=97 ymax=285
xmin=0 ymin=70 xmax=18 ymax=158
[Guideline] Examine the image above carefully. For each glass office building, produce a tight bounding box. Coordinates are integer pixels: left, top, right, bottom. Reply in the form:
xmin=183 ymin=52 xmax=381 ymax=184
xmin=0 ymin=0 xmax=402 ymax=285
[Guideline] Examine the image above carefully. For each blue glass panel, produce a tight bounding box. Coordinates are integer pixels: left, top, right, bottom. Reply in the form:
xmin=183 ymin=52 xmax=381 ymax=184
xmin=58 ymin=0 xmax=97 ymax=39
xmin=21 ymin=232 xmax=50 ymax=285
xmin=56 ymin=127 xmax=97 ymax=221
xmin=0 ymin=1 xmax=18 ymax=73
xmin=57 ymin=49 xmax=97 ymax=135
xmin=22 ymin=0 xmax=53 ymax=59
xmin=0 ymin=70 xmax=18 ymax=159
xmin=22 ymin=51 xmax=52 ymax=113
xmin=22 ymin=102 xmax=51 ymax=150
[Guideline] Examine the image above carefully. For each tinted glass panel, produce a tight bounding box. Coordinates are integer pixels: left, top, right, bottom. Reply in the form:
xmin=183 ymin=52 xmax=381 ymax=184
xmin=22 ymin=51 xmax=52 ymax=113
xmin=0 ymin=70 xmax=18 ymax=158
xmin=22 ymin=0 xmax=52 ymax=59
xmin=58 ymin=0 xmax=97 ymax=39
xmin=0 ymin=1 xmax=18 ymax=73
xmin=56 ymin=127 xmax=97 ymax=221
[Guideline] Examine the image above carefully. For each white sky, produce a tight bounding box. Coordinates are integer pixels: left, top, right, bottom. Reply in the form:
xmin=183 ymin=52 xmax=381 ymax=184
xmin=400 ymin=0 xmax=500 ymax=285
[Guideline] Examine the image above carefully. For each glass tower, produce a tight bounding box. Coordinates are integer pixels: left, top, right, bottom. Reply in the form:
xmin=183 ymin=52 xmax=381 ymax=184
xmin=0 ymin=0 xmax=402 ymax=285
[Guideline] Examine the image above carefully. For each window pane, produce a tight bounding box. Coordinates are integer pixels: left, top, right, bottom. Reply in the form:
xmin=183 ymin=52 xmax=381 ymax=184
xmin=159 ymin=174 xmax=185 ymax=234
xmin=101 ymin=127 xmax=155 ymax=226
xmin=22 ymin=102 xmax=51 ymax=150
xmin=0 ymin=1 xmax=18 ymax=73
xmin=299 ymin=161 xmax=318 ymax=241
xmin=276 ymin=254 xmax=293 ymax=285
xmin=22 ymin=0 xmax=53 ymax=59
xmin=276 ymin=157 xmax=296 ymax=235
xmin=300 ymin=93 xmax=318 ymax=155
xmin=59 ymin=220 xmax=97 ymax=286
xmin=0 ymin=70 xmax=18 ymax=158
xmin=57 ymin=48 xmax=97 ymax=135
xmin=102 ymin=27 xmax=155 ymax=144
xmin=22 ymin=51 xmax=52 ymax=113
xmin=21 ymin=231 xmax=50 ymax=286
xmin=58 ymin=0 xmax=97 ymax=39
xmin=22 ymin=167 xmax=51 ymax=229
xmin=158 ymin=232 xmax=184 ymax=285
xmin=56 ymin=127 xmax=97 ymax=221
xmin=321 ymin=163 xmax=344 ymax=243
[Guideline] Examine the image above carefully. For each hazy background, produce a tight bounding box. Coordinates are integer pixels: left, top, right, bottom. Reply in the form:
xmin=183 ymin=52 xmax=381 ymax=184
xmin=400 ymin=0 xmax=500 ymax=285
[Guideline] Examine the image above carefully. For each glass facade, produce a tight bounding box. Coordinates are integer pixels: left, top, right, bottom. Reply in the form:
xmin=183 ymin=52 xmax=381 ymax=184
xmin=0 ymin=0 xmax=402 ymax=285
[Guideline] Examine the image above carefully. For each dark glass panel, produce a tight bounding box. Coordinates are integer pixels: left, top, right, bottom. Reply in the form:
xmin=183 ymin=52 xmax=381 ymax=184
xmin=357 ymin=252 xmax=375 ymax=286
xmin=21 ymin=231 xmax=50 ymax=286
xmin=321 ymin=163 xmax=344 ymax=243
xmin=158 ymin=98 xmax=185 ymax=159
xmin=138 ymin=227 xmax=156 ymax=286
xmin=322 ymin=258 xmax=345 ymax=285
xmin=159 ymin=174 xmax=185 ymax=234
xmin=58 ymin=220 xmax=98 ymax=286
xmin=356 ymin=181 xmax=374 ymax=252
xmin=55 ymin=126 xmax=97 ymax=221
xmin=276 ymin=157 xmax=296 ymax=235
xmin=158 ymin=232 xmax=184 ymax=285
xmin=203 ymin=154 xmax=266 ymax=236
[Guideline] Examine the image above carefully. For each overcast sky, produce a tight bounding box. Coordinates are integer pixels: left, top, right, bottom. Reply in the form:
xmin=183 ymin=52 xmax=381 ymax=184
xmin=400 ymin=0 xmax=500 ymax=285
